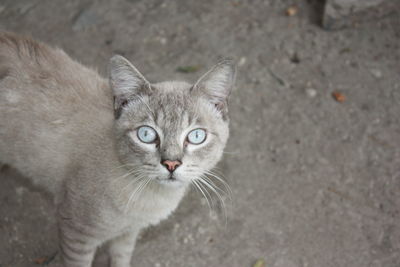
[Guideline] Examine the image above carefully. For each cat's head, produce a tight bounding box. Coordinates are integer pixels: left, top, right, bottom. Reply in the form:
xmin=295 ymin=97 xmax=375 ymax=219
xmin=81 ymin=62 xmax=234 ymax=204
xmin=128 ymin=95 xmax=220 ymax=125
xmin=109 ymin=56 xmax=235 ymax=188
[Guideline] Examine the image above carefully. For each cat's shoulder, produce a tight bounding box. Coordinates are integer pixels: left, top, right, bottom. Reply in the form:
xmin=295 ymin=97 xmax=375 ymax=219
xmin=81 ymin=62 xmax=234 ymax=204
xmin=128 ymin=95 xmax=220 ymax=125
xmin=0 ymin=31 xmax=55 ymax=60
xmin=0 ymin=31 xmax=105 ymax=88
xmin=0 ymin=31 xmax=73 ymax=80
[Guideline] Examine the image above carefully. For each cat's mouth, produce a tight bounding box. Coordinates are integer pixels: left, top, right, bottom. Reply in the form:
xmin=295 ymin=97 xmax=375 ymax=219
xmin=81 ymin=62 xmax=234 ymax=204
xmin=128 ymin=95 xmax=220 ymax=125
xmin=155 ymin=175 xmax=183 ymax=186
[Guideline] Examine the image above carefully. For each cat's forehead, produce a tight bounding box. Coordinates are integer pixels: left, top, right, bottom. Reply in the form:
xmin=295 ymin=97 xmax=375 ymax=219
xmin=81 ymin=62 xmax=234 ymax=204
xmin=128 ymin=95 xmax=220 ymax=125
xmin=122 ymin=81 xmax=214 ymax=132
xmin=148 ymin=81 xmax=198 ymax=130
xmin=149 ymin=81 xmax=193 ymax=111
xmin=152 ymin=81 xmax=192 ymax=92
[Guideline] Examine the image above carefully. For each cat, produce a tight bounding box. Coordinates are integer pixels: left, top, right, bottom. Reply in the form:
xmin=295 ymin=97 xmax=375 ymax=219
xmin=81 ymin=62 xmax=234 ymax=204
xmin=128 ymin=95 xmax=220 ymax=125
xmin=0 ymin=31 xmax=235 ymax=267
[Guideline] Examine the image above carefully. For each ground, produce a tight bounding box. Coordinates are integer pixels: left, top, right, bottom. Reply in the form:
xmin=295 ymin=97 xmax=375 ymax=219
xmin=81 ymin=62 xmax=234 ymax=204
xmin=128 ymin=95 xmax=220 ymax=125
xmin=0 ymin=0 xmax=399 ymax=267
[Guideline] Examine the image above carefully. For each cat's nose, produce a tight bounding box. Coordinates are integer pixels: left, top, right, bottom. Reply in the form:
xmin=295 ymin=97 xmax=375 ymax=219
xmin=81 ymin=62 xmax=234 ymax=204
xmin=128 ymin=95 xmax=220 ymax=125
xmin=161 ymin=159 xmax=182 ymax=172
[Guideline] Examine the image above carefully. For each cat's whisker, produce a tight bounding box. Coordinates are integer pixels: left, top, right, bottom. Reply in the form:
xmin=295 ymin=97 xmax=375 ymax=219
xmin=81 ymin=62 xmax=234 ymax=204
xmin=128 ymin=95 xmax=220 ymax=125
xmin=132 ymin=177 xmax=152 ymax=206
xmin=125 ymin=178 xmax=149 ymax=212
xmin=112 ymin=168 xmax=147 ymax=183
xmin=209 ymin=167 xmax=225 ymax=176
xmin=188 ymin=169 xmax=231 ymax=200
xmin=204 ymin=170 xmax=233 ymax=198
xmin=201 ymin=175 xmax=230 ymax=199
xmin=103 ymin=168 xmax=145 ymax=204
xmin=191 ymin=179 xmax=213 ymax=215
xmin=191 ymin=180 xmax=210 ymax=211
xmin=120 ymin=174 xmax=147 ymax=195
xmin=198 ymin=175 xmax=228 ymax=225
xmin=131 ymin=177 xmax=153 ymax=208
xmin=113 ymin=168 xmax=139 ymax=180
xmin=111 ymin=163 xmax=137 ymax=171
xmin=196 ymin=179 xmax=215 ymax=210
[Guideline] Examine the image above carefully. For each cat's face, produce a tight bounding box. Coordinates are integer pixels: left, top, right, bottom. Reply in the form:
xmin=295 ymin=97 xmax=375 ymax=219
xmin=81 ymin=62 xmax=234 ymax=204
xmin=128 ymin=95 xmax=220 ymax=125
xmin=110 ymin=56 xmax=235 ymax=188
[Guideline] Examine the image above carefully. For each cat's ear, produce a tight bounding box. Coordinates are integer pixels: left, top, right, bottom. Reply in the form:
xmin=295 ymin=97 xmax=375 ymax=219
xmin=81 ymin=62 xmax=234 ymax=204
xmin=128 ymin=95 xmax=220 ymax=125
xmin=109 ymin=55 xmax=150 ymax=118
xmin=192 ymin=59 xmax=236 ymax=115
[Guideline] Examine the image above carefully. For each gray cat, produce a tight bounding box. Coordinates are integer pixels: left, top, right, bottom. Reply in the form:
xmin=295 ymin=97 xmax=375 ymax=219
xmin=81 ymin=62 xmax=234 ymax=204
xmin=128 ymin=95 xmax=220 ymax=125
xmin=0 ymin=32 xmax=235 ymax=267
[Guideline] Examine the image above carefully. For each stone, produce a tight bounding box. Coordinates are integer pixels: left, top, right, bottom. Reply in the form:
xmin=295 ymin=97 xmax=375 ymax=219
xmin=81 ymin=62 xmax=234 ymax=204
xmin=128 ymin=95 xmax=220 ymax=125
xmin=238 ymin=57 xmax=247 ymax=67
xmin=306 ymin=88 xmax=317 ymax=98
xmin=322 ymin=0 xmax=400 ymax=30
xmin=370 ymin=69 xmax=383 ymax=79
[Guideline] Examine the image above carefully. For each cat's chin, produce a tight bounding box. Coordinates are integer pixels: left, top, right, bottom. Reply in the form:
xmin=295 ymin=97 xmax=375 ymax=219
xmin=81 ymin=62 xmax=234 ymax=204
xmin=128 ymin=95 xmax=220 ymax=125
xmin=155 ymin=177 xmax=185 ymax=188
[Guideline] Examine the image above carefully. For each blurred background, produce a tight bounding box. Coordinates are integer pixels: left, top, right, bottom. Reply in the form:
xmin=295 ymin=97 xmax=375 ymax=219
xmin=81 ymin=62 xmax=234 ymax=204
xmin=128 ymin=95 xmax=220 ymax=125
xmin=0 ymin=0 xmax=399 ymax=266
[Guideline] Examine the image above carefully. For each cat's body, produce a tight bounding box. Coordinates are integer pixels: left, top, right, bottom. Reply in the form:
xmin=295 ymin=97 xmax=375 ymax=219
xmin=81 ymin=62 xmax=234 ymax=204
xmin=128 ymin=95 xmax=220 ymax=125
xmin=0 ymin=32 xmax=235 ymax=267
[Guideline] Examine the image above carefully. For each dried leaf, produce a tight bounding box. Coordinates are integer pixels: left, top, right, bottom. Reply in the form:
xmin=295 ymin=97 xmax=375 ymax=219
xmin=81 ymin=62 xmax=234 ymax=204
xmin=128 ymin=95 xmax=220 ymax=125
xmin=34 ymin=257 xmax=47 ymax=264
xmin=286 ymin=6 xmax=297 ymax=16
xmin=176 ymin=65 xmax=200 ymax=73
xmin=253 ymin=258 xmax=266 ymax=267
xmin=33 ymin=252 xmax=58 ymax=265
xmin=339 ymin=48 xmax=351 ymax=54
xmin=332 ymin=91 xmax=346 ymax=102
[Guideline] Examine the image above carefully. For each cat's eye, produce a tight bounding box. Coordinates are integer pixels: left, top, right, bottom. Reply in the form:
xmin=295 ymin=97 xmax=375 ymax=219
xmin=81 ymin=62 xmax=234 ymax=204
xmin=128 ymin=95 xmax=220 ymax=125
xmin=137 ymin=126 xmax=158 ymax=144
xmin=187 ymin=129 xmax=207 ymax=145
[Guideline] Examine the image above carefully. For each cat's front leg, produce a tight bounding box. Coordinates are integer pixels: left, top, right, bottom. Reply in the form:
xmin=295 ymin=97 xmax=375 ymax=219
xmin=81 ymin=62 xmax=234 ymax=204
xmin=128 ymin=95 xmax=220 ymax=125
xmin=109 ymin=228 xmax=140 ymax=267
xmin=58 ymin=219 xmax=100 ymax=267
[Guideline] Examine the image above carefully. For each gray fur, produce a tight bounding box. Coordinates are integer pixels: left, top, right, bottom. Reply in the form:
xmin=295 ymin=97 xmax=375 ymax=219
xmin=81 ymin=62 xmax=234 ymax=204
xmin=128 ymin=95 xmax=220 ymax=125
xmin=0 ymin=32 xmax=235 ymax=267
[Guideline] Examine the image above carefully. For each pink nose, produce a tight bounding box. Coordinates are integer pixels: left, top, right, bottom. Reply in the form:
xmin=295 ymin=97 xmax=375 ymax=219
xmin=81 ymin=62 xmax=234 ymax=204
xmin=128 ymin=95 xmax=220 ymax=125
xmin=162 ymin=160 xmax=181 ymax=172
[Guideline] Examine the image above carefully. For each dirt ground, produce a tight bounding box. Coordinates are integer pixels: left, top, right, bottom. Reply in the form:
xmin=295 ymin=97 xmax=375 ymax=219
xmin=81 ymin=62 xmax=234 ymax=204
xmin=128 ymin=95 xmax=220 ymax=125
xmin=0 ymin=0 xmax=399 ymax=266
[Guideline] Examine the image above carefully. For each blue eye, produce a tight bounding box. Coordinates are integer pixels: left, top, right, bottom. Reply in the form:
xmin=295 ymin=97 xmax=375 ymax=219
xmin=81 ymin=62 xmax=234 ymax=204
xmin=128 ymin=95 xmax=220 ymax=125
xmin=137 ymin=126 xmax=157 ymax=143
xmin=187 ymin=129 xmax=207 ymax=145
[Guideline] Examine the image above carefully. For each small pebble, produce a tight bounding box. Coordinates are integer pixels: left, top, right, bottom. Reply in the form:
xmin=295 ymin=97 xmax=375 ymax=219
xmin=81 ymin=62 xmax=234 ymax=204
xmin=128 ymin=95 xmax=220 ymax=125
xmin=238 ymin=57 xmax=247 ymax=66
xmin=158 ymin=37 xmax=167 ymax=45
xmin=306 ymin=88 xmax=317 ymax=98
xmin=370 ymin=69 xmax=382 ymax=79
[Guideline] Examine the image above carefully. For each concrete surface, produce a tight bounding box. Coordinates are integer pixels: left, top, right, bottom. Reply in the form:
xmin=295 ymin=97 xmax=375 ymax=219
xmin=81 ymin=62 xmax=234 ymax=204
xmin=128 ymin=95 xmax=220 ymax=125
xmin=0 ymin=0 xmax=399 ymax=267
xmin=323 ymin=0 xmax=400 ymax=30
